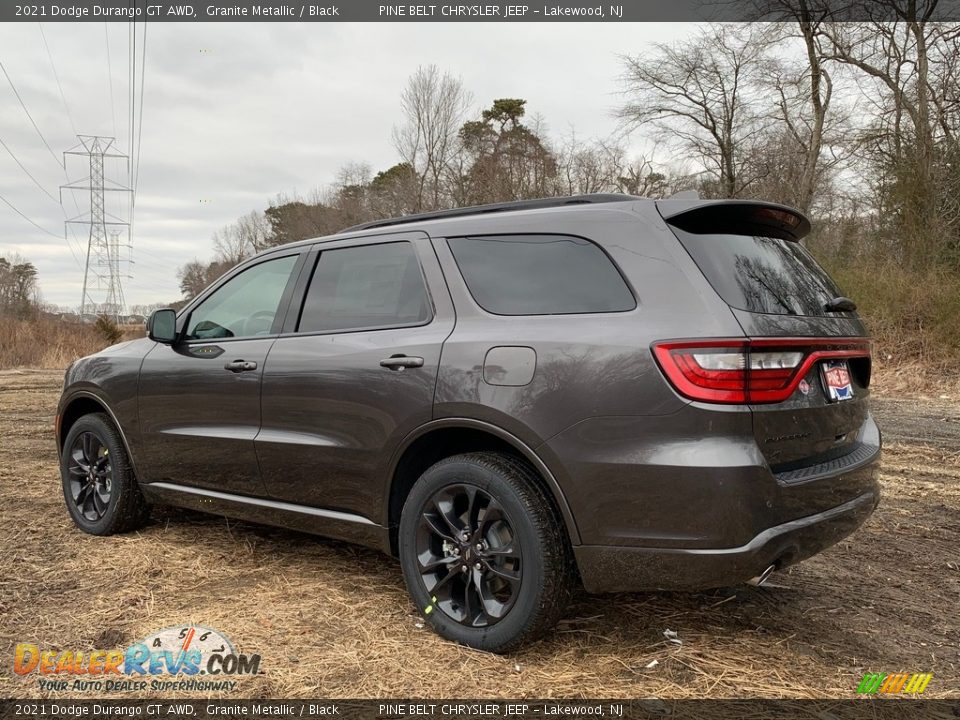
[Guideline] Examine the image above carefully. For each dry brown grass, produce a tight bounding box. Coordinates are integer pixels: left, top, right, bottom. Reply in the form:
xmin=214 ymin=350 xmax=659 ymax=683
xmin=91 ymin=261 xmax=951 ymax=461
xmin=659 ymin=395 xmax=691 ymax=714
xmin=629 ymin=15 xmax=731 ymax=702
xmin=823 ymin=260 xmax=960 ymax=368
xmin=872 ymin=361 xmax=960 ymax=399
xmin=0 ymin=316 xmax=142 ymax=369
xmin=0 ymin=371 xmax=958 ymax=700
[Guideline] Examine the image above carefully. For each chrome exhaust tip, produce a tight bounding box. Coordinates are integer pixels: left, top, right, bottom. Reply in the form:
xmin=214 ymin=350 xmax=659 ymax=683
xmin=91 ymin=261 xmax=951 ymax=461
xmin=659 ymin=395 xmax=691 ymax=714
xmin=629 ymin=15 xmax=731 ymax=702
xmin=747 ymin=564 xmax=777 ymax=587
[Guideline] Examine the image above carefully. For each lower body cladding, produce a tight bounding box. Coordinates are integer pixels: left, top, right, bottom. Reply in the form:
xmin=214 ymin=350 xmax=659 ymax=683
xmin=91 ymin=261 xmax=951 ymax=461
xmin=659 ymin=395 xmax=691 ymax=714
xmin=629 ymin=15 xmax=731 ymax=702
xmin=539 ymin=406 xmax=882 ymax=593
xmin=574 ymin=489 xmax=878 ymax=592
xmin=139 ymin=482 xmax=392 ymax=552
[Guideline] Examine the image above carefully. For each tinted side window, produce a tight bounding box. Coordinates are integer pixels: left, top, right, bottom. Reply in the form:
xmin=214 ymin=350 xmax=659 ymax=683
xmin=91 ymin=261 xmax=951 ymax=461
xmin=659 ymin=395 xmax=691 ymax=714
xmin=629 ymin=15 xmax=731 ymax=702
xmin=185 ymin=254 xmax=298 ymax=340
xmin=672 ymin=229 xmax=844 ymax=316
xmin=298 ymin=241 xmax=431 ymax=334
xmin=447 ymin=235 xmax=635 ymax=315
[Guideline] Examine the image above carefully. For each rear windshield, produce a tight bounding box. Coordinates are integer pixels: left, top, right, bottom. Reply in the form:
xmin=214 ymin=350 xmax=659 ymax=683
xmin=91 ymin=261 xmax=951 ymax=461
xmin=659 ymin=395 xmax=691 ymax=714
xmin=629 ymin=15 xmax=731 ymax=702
xmin=671 ymin=228 xmax=844 ymax=317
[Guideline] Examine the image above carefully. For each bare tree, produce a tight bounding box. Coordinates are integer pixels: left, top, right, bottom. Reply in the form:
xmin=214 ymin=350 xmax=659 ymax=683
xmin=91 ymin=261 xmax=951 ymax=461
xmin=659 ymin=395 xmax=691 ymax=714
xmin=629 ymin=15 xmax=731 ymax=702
xmin=766 ymin=7 xmax=838 ymax=213
xmin=818 ymin=4 xmax=944 ymax=255
xmin=393 ymin=65 xmax=473 ymax=211
xmin=754 ymin=19 xmax=850 ymax=215
xmin=212 ymin=210 xmax=272 ymax=265
xmin=551 ymin=135 xmax=689 ymax=198
xmin=234 ymin=210 xmax=272 ymax=254
xmin=552 ymin=134 xmax=621 ymax=195
xmin=618 ymin=24 xmax=772 ymax=198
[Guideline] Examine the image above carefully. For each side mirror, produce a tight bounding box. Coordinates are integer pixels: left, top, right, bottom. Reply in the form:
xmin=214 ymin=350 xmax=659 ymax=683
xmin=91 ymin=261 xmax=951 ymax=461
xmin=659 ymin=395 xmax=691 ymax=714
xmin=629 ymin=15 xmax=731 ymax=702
xmin=147 ymin=308 xmax=179 ymax=344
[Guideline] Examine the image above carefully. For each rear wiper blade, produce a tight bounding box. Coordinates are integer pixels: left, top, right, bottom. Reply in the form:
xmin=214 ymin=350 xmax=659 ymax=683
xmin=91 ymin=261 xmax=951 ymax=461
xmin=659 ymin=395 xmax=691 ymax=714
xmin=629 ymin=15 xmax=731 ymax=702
xmin=824 ymin=296 xmax=857 ymax=312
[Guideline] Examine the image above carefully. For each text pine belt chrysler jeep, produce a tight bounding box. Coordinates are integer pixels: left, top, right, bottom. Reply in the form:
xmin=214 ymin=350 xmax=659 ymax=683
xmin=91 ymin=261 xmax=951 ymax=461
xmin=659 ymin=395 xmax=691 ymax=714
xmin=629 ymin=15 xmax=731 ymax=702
xmin=57 ymin=194 xmax=881 ymax=651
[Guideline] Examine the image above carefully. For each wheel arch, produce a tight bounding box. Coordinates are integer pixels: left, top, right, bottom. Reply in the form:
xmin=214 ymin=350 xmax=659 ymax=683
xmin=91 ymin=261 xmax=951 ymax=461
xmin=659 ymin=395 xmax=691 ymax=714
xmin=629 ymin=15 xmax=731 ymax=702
xmin=58 ymin=391 xmax=140 ymax=478
xmin=385 ymin=418 xmax=581 ymax=555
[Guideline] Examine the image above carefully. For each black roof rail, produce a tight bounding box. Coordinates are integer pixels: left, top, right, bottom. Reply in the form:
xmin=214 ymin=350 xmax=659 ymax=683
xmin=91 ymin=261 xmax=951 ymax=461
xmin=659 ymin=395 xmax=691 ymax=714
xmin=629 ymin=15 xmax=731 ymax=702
xmin=337 ymin=193 xmax=640 ymax=234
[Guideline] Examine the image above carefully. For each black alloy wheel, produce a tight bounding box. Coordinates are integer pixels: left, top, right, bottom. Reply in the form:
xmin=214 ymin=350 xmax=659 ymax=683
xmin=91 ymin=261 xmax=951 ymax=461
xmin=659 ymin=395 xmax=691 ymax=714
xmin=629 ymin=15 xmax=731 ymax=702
xmin=60 ymin=412 xmax=150 ymax=535
xmin=416 ymin=483 xmax=522 ymax=627
xmin=67 ymin=431 xmax=114 ymax=522
xmin=399 ymin=452 xmax=575 ymax=653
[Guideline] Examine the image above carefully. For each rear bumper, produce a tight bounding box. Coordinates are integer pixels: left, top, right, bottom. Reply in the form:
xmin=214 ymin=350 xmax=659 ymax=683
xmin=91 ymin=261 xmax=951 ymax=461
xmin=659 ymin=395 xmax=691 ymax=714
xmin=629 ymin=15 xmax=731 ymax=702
xmin=575 ymin=487 xmax=879 ymax=593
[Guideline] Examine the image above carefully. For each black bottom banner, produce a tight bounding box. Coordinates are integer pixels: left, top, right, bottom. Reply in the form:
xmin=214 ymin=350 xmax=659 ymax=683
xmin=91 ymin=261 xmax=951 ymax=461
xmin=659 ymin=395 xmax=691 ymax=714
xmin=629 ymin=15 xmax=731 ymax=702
xmin=2 ymin=700 xmax=959 ymax=720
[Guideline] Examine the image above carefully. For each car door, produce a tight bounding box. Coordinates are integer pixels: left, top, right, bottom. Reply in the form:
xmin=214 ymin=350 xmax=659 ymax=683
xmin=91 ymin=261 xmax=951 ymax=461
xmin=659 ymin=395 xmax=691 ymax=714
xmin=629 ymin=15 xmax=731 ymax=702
xmin=257 ymin=232 xmax=454 ymax=524
xmin=137 ymin=250 xmax=306 ymax=496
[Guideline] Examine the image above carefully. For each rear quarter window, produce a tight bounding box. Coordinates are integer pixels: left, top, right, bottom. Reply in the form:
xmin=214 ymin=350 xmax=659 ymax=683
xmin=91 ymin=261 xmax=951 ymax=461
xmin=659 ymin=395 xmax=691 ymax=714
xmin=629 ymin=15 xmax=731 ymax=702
xmin=671 ymin=229 xmax=844 ymax=317
xmin=447 ymin=234 xmax=635 ymax=315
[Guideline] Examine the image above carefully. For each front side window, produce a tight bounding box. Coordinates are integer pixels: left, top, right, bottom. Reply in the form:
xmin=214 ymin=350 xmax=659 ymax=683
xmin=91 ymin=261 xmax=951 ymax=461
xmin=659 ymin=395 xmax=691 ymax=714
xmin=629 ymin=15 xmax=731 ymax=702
xmin=297 ymin=241 xmax=431 ymax=334
xmin=185 ymin=255 xmax=298 ymax=340
xmin=447 ymin=234 xmax=636 ymax=315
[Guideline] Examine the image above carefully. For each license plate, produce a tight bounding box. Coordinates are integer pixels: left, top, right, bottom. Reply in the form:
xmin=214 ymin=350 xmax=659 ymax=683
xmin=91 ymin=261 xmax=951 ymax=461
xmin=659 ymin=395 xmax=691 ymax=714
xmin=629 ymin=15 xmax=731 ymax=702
xmin=820 ymin=360 xmax=854 ymax=402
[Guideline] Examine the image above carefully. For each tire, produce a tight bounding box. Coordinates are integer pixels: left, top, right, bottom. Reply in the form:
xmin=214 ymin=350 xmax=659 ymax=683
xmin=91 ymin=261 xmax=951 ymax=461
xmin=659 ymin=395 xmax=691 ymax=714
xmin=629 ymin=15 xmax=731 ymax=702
xmin=60 ymin=412 xmax=150 ymax=535
xmin=398 ymin=451 xmax=574 ymax=652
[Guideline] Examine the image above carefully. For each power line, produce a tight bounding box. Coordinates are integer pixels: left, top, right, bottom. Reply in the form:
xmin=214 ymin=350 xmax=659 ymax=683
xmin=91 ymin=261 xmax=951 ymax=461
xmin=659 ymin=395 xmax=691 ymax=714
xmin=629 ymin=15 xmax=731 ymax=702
xmin=0 ymin=134 xmax=85 ymax=270
xmin=126 ymin=18 xmax=135 ymax=249
xmin=133 ymin=23 xmax=146 ymax=199
xmin=0 ymin=118 xmax=85 ymax=269
xmin=125 ymin=18 xmax=147 ymax=291
xmin=37 ymin=23 xmax=88 ymax=240
xmin=38 ymin=23 xmax=78 ymax=138
xmin=11 ymin=36 xmax=87 ymax=269
xmin=0 ymin=190 xmax=63 ymax=238
xmin=128 ymin=21 xmax=135 ymax=171
xmin=0 ymin=59 xmax=64 ymax=169
xmin=0 ymin=136 xmax=60 ymax=203
xmin=63 ymin=226 xmax=86 ymax=269
xmin=131 ymin=246 xmax=168 ymax=262
xmin=105 ymin=23 xmax=117 ymax=138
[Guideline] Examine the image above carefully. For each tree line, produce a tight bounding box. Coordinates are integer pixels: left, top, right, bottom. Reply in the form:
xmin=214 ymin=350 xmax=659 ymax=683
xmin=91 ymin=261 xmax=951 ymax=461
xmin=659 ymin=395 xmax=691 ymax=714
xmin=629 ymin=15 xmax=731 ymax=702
xmin=180 ymin=3 xmax=960 ymax=303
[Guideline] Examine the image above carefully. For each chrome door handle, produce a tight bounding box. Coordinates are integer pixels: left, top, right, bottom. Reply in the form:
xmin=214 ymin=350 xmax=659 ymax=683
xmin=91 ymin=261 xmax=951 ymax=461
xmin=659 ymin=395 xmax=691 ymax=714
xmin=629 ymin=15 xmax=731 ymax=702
xmin=380 ymin=355 xmax=424 ymax=370
xmin=224 ymin=360 xmax=257 ymax=372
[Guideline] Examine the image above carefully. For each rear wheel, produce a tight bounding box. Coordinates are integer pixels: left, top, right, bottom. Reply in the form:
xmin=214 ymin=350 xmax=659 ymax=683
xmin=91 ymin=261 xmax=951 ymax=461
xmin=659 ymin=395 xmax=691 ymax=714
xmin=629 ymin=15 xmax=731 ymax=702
xmin=60 ymin=413 xmax=150 ymax=535
xmin=398 ymin=452 xmax=574 ymax=652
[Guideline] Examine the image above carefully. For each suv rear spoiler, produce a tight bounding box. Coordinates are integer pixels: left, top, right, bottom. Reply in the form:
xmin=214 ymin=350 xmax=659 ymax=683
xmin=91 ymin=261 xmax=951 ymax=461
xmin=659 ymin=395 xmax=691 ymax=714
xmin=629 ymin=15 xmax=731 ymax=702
xmin=656 ymin=199 xmax=811 ymax=242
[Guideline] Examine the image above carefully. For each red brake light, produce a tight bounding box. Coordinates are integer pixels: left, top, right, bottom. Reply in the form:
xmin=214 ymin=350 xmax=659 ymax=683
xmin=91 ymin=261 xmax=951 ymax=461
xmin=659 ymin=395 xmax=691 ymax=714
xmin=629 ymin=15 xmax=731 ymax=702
xmin=753 ymin=207 xmax=801 ymax=228
xmin=652 ymin=338 xmax=871 ymax=404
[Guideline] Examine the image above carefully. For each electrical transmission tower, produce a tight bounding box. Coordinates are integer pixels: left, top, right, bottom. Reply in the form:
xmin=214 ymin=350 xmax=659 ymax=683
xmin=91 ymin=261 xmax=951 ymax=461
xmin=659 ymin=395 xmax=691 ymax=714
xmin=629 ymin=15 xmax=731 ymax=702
xmin=61 ymin=136 xmax=131 ymax=320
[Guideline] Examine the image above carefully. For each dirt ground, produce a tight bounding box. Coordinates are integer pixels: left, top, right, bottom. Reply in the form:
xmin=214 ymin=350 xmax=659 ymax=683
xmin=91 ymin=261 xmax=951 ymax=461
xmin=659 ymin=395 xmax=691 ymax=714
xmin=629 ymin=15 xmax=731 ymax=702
xmin=0 ymin=368 xmax=957 ymax=699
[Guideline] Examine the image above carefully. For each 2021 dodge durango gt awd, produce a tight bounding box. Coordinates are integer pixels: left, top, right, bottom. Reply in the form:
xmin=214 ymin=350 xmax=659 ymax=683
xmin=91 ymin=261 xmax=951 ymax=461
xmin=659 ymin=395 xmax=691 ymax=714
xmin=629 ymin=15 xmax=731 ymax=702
xmin=57 ymin=194 xmax=881 ymax=652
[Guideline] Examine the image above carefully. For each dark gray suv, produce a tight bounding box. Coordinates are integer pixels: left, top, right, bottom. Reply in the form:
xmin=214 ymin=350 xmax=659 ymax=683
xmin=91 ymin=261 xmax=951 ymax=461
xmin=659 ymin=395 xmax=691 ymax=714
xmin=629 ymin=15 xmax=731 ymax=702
xmin=57 ymin=194 xmax=881 ymax=651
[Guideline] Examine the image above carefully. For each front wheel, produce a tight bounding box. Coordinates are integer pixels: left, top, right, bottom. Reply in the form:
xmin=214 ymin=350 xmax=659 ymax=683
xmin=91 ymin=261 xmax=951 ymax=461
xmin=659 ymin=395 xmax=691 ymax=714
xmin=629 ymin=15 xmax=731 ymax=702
xmin=60 ymin=413 xmax=150 ymax=535
xmin=398 ymin=452 xmax=574 ymax=652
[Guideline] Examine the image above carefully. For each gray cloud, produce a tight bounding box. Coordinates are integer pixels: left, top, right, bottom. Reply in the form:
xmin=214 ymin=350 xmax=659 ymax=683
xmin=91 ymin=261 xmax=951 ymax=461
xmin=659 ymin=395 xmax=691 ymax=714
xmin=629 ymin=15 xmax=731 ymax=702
xmin=0 ymin=21 xmax=694 ymax=308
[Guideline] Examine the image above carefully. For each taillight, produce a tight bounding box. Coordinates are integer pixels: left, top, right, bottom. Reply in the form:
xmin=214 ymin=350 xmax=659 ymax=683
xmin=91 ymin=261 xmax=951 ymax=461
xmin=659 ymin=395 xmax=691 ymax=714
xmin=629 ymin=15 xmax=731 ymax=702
xmin=652 ymin=338 xmax=870 ymax=404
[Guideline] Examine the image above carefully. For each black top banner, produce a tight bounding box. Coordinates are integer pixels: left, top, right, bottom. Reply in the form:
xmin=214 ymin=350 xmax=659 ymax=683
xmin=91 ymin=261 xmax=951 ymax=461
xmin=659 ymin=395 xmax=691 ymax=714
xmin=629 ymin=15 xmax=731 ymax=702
xmin=4 ymin=0 xmax=960 ymax=22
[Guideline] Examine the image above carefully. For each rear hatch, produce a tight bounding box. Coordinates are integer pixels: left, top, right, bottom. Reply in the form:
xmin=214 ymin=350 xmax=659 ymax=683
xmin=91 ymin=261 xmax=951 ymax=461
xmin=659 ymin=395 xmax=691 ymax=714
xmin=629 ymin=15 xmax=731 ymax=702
xmin=655 ymin=201 xmax=877 ymax=516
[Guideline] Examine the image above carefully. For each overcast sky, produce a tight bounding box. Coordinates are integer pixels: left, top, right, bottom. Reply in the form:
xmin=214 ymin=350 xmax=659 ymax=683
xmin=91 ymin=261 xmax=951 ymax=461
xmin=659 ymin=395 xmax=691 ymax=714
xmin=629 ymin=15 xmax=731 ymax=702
xmin=0 ymin=21 xmax=697 ymax=309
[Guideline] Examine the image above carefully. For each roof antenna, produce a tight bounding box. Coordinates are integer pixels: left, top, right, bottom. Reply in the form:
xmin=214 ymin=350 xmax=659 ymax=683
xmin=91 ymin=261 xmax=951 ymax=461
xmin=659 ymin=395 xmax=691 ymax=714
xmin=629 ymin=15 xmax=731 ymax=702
xmin=666 ymin=190 xmax=700 ymax=200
